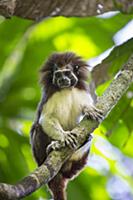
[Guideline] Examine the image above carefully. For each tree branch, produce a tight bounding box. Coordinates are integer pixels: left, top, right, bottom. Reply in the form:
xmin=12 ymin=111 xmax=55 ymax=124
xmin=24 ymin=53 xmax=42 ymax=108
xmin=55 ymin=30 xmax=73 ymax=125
xmin=0 ymin=0 xmax=132 ymax=20
xmin=0 ymin=0 xmax=16 ymax=17
xmin=0 ymin=54 xmax=132 ymax=199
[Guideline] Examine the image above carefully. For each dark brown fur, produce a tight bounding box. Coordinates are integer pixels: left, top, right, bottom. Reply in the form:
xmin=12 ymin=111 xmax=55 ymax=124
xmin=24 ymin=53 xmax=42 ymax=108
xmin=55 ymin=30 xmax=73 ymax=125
xmin=40 ymin=52 xmax=89 ymax=101
xmin=30 ymin=52 xmax=91 ymax=200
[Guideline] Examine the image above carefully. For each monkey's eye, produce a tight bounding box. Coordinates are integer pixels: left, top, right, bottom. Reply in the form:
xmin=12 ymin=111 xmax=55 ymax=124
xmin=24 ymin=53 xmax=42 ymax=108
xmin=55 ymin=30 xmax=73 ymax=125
xmin=55 ymin=72 xmax=62 ymax=78
xmin=74 ymin=65 xmax=80 ymax=74
xmin=65 ymin=71 xmax=71 ymax=76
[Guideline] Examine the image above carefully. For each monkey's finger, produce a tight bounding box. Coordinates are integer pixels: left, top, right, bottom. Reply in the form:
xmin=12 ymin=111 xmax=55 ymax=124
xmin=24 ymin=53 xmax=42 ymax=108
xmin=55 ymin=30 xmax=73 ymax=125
xmin=65 ymin=137 xmax=77 ymax=149
xmin=65 ymin=137 xmax=74 ymax=147
xmin=70 ymin=137 xmax=78 ymax=147
xmin=70 ymin=132 xmax=78 ymax=138
xmin=68 ymin=134 xmax=77 ymax=142
xmin=66 ymin=132 xmax=78 ymax=144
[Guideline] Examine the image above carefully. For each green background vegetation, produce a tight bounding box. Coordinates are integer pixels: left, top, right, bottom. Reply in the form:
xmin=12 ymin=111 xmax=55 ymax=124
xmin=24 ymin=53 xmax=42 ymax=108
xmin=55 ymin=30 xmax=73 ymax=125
xmin=0 ymin=13 xmax=133 ymax=200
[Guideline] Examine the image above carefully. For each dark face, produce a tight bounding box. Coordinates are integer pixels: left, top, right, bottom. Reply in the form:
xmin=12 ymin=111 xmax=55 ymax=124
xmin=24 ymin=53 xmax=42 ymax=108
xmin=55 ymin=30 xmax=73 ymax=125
xmin=52 ymin=65 xmax=78 ymax=89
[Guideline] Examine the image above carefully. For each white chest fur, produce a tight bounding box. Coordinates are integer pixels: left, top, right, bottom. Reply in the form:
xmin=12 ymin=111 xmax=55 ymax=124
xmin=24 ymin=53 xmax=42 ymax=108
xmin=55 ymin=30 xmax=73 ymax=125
xmin=40 ymin=88 xmax=93 ymax=131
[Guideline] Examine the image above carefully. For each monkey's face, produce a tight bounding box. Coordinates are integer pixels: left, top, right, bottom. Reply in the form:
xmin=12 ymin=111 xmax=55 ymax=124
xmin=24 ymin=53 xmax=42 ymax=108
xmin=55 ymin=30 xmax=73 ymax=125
xmin=52 ymin=66 xmax=78 ymax=89
xmin=40 ymin=52 xmax=89 ymax=93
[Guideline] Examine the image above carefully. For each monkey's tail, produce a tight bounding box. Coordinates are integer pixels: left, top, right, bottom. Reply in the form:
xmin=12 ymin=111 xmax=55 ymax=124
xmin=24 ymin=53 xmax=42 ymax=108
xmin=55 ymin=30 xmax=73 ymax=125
xmin=48 ymin=135 xmax=92 ymax=200
xmin=48 ymin=173 xmax=67 ymax=200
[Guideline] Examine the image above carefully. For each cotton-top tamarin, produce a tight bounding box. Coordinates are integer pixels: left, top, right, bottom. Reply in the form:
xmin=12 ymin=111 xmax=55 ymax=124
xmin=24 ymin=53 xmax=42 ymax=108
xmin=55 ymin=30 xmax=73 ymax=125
xmin=30 ymin=52 xmax=102 ymax=200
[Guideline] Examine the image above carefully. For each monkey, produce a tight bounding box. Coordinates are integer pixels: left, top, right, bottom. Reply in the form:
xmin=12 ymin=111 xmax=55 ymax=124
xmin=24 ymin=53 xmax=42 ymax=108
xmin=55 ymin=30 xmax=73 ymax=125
xmin=30 ymin=52 xmax=103 ymax=200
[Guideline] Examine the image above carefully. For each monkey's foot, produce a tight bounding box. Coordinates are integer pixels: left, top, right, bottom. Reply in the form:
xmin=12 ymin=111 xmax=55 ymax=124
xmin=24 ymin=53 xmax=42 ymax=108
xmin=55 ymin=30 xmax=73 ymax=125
xmin=83 ymin=106 xmax=103 ymax=122
xmin=64 ymin=131 xmax=78 ymax=149
xmin=46 ymin=141 xmax=65 ymax=154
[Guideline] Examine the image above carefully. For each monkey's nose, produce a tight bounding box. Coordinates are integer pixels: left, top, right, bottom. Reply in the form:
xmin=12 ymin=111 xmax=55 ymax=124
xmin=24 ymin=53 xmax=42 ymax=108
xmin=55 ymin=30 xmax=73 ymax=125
xmin=58 ymin=77 xmax=70 ymax=87
xmin=60 ymin=78 xmax=68 ymax=84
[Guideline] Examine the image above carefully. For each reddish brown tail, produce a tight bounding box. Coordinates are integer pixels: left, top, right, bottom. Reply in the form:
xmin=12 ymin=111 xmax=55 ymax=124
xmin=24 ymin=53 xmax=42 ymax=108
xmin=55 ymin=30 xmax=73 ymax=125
xmin=48 ymin=149 xmax=90 ymax=200
xmin=48 ymin=173 xmax=67 ymax=200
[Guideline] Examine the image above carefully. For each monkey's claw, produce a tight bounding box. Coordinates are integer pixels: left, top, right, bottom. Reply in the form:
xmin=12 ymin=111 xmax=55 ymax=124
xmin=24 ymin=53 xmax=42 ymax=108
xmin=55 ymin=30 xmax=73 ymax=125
xmin=46 ymin=141 xmax=65 ymax=154
xmin=64 ymin=131 xmax=78 ymax=149
xmin=83 ymin=106 xmax=104 ymax=122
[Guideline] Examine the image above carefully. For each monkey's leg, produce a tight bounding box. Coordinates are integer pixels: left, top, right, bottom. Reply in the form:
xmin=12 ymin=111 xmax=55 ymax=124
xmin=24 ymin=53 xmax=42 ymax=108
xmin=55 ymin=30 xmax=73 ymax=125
xmin=48 ymin=149 xmax=90 ymax=200
xmin=48 ymin=173 xmax=67 ymax=200
xmin=48 ymin=138 xmax=91 ymax=200
xmin=61 ymin=140 xmax=91 ymax=179
xmin=30 ymin=123 xmax=51 ymax=166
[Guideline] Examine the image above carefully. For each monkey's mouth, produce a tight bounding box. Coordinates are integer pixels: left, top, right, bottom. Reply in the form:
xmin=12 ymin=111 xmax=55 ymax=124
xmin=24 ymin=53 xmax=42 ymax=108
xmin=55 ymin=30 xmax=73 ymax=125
xmin=57 ymin=78 xmax=71 ymax=88
xmin=59 ymin=83 xmax=71 ymax=88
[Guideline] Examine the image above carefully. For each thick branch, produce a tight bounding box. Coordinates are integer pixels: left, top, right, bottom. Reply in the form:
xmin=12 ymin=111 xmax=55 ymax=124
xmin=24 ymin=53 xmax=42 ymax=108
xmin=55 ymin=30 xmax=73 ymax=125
xmin=0 ymin=0 xmax=16 ymax=17
xmin=0 ymin=54 xmax=133 ymax=200
xmin=0 ymin=0 xmax=132 ymax=20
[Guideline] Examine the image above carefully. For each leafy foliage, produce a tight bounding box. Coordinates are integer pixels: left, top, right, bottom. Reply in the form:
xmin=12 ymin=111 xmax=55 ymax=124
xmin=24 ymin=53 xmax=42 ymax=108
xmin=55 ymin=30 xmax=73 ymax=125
xmin=0 ymin=13 xmax=133 ymax=200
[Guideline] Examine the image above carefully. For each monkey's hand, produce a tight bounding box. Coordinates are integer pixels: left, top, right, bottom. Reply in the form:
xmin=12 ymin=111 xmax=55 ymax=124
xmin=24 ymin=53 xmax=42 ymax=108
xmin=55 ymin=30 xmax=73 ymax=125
xmin=83 ymin=105 xmax=103 ymax=122
xmin=46 ymin=131 xmax=78 ymax=154
xmin=64 ymin=131 xmax=78 ymax=149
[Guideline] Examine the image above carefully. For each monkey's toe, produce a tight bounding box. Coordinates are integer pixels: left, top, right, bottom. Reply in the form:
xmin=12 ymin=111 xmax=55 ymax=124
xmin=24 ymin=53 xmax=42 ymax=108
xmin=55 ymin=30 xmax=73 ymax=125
xmin=46 ymin=141 xmax=65 ymax=154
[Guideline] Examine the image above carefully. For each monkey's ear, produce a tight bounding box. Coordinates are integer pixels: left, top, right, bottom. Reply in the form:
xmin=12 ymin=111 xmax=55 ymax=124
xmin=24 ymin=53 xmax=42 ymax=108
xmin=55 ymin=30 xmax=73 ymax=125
xmin=75 ymin=65 xmax=79 ymax=70
xmin=73 ymin=65 xmax=80 ymax=74
xmin=53 ymin=63 xmax=58 ymax=71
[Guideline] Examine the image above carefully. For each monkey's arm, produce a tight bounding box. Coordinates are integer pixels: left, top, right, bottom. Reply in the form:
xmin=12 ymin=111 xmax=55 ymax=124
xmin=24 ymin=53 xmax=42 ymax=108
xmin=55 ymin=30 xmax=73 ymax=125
xmin=30 ymin=92 xmax=46 ymax=137
xmin=39 ymin=115 xmax=78 ymax=152
xmin=81 ymin=93 xmax=103 ymax=122
xmin=40 ymin=115 xmax=65 ymax=140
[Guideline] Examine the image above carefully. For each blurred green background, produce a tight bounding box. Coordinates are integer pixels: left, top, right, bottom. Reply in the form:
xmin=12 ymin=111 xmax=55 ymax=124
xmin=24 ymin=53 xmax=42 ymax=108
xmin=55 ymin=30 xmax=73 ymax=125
xmin=0 ymin=12 xmax=133 ymax=200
